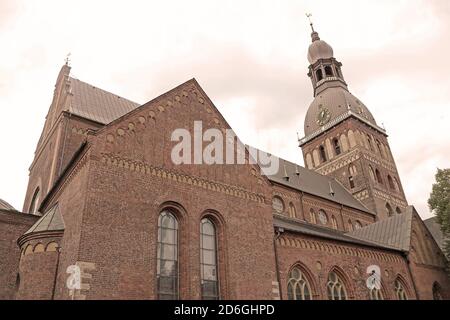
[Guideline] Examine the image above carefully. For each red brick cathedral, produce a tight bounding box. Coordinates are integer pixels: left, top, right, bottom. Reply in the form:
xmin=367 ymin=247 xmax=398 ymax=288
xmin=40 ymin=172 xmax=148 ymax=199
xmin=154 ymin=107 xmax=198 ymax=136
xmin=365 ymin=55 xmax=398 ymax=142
xmin=0 ymin=26 xmax=449 ymax=300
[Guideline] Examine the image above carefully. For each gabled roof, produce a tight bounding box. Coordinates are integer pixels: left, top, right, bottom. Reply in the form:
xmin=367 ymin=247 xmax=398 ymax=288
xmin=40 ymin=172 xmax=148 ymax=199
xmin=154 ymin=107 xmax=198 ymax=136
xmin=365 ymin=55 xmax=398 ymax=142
xmin=265 ymin=157 xmax=373 ymax=215
xmin=24 ymin=203 xmax=65 ymax=235
xmin=424 ymin=217 xmax=445 ymax=251
xmin=67 ymin=77 xmax=140 ymax=124
xmin=274 ymin=215 xmax=397 ymax=251
xmin=347 ymin=206 xmax=414 ymax=252
xmin=62 ymin=72 xmax=374 ymax=215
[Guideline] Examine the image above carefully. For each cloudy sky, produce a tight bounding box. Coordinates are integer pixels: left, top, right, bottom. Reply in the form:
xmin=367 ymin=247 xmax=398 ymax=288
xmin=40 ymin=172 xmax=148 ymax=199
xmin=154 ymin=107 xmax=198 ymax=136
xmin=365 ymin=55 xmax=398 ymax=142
xmin=0 ymin=0 xmax=448 ymax=218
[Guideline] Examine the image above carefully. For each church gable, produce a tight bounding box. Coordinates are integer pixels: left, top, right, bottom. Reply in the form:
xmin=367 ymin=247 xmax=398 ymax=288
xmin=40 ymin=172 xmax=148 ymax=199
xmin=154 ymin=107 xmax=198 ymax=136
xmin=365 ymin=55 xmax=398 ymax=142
xmin=410 ymin=210 xmax=447 ymax=268
xmin=90 ymin=79 xmax=270 ymax=197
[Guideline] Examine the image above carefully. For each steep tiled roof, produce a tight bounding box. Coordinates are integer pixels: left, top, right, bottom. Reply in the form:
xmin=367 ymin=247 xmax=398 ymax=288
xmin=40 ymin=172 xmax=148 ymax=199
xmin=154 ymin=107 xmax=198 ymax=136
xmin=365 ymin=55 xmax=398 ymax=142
xmin=424 ymin=217 xmax=445 ymax=251
xmin=347 ymin=206 xmax=414 ymax=252
xmin=274 ymin=215 xmax=397 ymax=250
xmin=24 ymin=204 xmax=65 ymax=235
xmin=264 ymin=157 xmax=373 ymax=215
xmin=67 ymin=77 xmax=140 ymax=124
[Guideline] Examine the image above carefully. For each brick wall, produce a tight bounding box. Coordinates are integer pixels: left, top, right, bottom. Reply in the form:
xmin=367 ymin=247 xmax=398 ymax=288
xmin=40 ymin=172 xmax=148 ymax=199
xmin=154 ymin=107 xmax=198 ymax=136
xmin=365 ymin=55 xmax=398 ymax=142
xmin=0 ymin=210 xmax=38 ymax=299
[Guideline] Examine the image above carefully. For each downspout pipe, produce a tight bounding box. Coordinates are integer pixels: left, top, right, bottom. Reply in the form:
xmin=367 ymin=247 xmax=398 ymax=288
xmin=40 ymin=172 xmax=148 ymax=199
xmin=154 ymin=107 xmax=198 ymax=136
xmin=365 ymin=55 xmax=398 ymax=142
xmin=273 ymin=227 xmax=285 ymax=300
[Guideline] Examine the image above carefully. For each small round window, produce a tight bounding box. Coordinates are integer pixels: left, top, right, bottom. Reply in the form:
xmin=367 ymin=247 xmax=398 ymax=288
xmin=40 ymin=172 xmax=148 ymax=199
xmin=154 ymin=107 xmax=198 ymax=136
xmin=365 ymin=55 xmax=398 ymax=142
xmin=272 ymin=197 xmax=284 ymax=214
xmin=318 ymin=210 xmax=328 ymax=225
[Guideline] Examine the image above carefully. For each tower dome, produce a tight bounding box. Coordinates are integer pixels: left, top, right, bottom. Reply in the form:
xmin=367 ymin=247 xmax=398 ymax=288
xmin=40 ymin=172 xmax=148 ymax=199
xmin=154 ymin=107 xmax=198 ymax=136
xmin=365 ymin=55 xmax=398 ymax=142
xmin=304 ymin=87 xmax=377 ymax=136
xmin=307 ymin=31 xmax=334 ymax=65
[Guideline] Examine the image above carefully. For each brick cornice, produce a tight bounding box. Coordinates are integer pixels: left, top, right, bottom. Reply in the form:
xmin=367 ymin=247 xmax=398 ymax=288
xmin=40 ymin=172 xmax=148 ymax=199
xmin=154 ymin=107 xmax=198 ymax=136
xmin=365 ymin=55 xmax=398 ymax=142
xmin=100 ymin=153 xmax=266 ymax=204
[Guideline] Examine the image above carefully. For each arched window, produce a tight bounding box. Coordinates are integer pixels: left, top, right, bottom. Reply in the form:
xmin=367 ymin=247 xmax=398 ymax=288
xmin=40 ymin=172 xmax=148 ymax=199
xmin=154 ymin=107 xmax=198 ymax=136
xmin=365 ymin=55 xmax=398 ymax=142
xmin=200 ymin=218 xmax=219 ymax=300
xmin=388 ymin=175 xmax=395 ymax=190
xmin=369 ymin=287 xmax=384 ymax=300
xmin=386 ymin=203 xmax=394 ymax=217
xmin=335 ymin=66 xmax=341 ymax=78
xmin=368 ymin=166 xmax=376 ymax=182
xmin=366 ymin=135 xmax=374 ymax=151
xmin=396 ymin=207 xmax=402 ymax=215
xmin=393 ymin=178 xmax=400 ymax=192
xmin=395 ymin=278 xmax=408 ymax=300
xmin=325 ymin=66 xmax=333 ymax=77
xmin=348 ymin=176 xmax=355 ymax=189
xmin=287 ymin=267 xmax=313 ymax=300
xmin=333 ymin=138 xmax=341 ymax=156
xmin=157 ymin=211 xmax=179 ymax=300
xmin=433 ymin=282 xmax=443 ymax=300
xmin=375 ymin=169 xmax=383 ymax=184
xmin=316 ymin=69 xmax=324 ymax=81
xmin=327 ymin=271 xmax=348 ymax=300
xmin=29 ymin=187 xmax=40 ymax=214
xmin=348 ymin=219 xmax=354 ymax=231
xmin=348 ymin=164 xmax=357 ymax=176
xmin=331 ymin=216 xmax=338 ymax=230
xmin=309 ymin=209 xmax=317 ymax=224
xmin=319 ymin=145 xmax=327 ymax=163
xmin=376 ymin=140 xmax=384 ymax=157
xmin=288 ymin=203 xmax=297 ymax=219
xmin=354 ymin=221 xmax=363 ymax=230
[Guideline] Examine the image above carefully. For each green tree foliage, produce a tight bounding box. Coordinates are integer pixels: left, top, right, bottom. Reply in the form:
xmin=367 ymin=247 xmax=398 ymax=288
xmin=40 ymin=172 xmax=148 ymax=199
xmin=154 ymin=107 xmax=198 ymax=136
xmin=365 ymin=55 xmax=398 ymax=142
xmin=428 ymin=168 xmax=450 ymax=261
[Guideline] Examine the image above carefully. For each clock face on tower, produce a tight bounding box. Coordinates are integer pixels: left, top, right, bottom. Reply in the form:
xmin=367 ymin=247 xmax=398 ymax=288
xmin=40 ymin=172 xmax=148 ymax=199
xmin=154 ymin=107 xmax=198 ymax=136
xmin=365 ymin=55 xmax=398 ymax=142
xmin=317 ymin=107 xmax=331 ymax=126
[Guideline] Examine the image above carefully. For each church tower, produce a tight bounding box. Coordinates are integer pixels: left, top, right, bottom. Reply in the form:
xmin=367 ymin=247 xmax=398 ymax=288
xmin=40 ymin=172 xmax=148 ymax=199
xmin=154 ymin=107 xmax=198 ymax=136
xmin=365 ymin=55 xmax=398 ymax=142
xmin=298 ymin=23 xmax=408 ymax=221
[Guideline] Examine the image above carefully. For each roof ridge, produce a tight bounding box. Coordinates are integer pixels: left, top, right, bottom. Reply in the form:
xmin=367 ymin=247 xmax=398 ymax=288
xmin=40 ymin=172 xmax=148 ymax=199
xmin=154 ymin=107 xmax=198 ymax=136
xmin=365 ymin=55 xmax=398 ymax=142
xmin=69 ymin=77 xmax=141 ymax=106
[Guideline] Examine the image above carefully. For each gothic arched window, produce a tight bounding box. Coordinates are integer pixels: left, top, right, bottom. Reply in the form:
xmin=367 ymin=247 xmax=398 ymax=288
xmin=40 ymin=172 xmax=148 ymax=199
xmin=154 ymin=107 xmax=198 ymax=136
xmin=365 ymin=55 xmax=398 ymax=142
xmin=393 ymin=178 xmax=400 ymax=192
xmin=29 ymin=187 xmax=40 ymax=214
xmin=376 ymin=140 xmax=384 ymax=157
xmin=310 ymin=209 xmax=317 ymax=224
xmin=157 ymin=211 xmax=179 ymax=300
xmin=288 ymin=203 xmax=297 ymax=219
xmin=388 ymin=175 xmax=395 ymax=190
xmin=316 ymin=69 xmax=324 ymax=81
xmin=348 ymin=164 xmax=357 ymax=176
xmin=386 ymin=203 xmax=394 ymax=217
xmin=200 ymin=218 xmax=219 ymax=300
xmin=333 ymin=138 xmax=341 ymax=156
xmin=433 ymin=282 xmax=443 ymax=300
xmin=348 ymin=219 xmax=354 ymax=231
xmin=287 ymin=267 xmax=313 ymax=300
xmin=331 ymin=216 xmax=338 ymax=230
xmin=395 ymin=278 xmax=408 ymax=300
xmin=319 ymin=145 xmax=327 ymax=163
xmin=375 ymin=169 xmax=383 ymax=184
xmin=396 ymin=207 xmax=402 ymax=215
xmin=368 ymin=166 xmax=376 ymax=182
xmin=366 ymin=135 xmax=374 ymax=151
xmin=327 ymin=271 xmax=348 ymax=300
xmin=369 ymin=286 xmax=384 ymax=300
